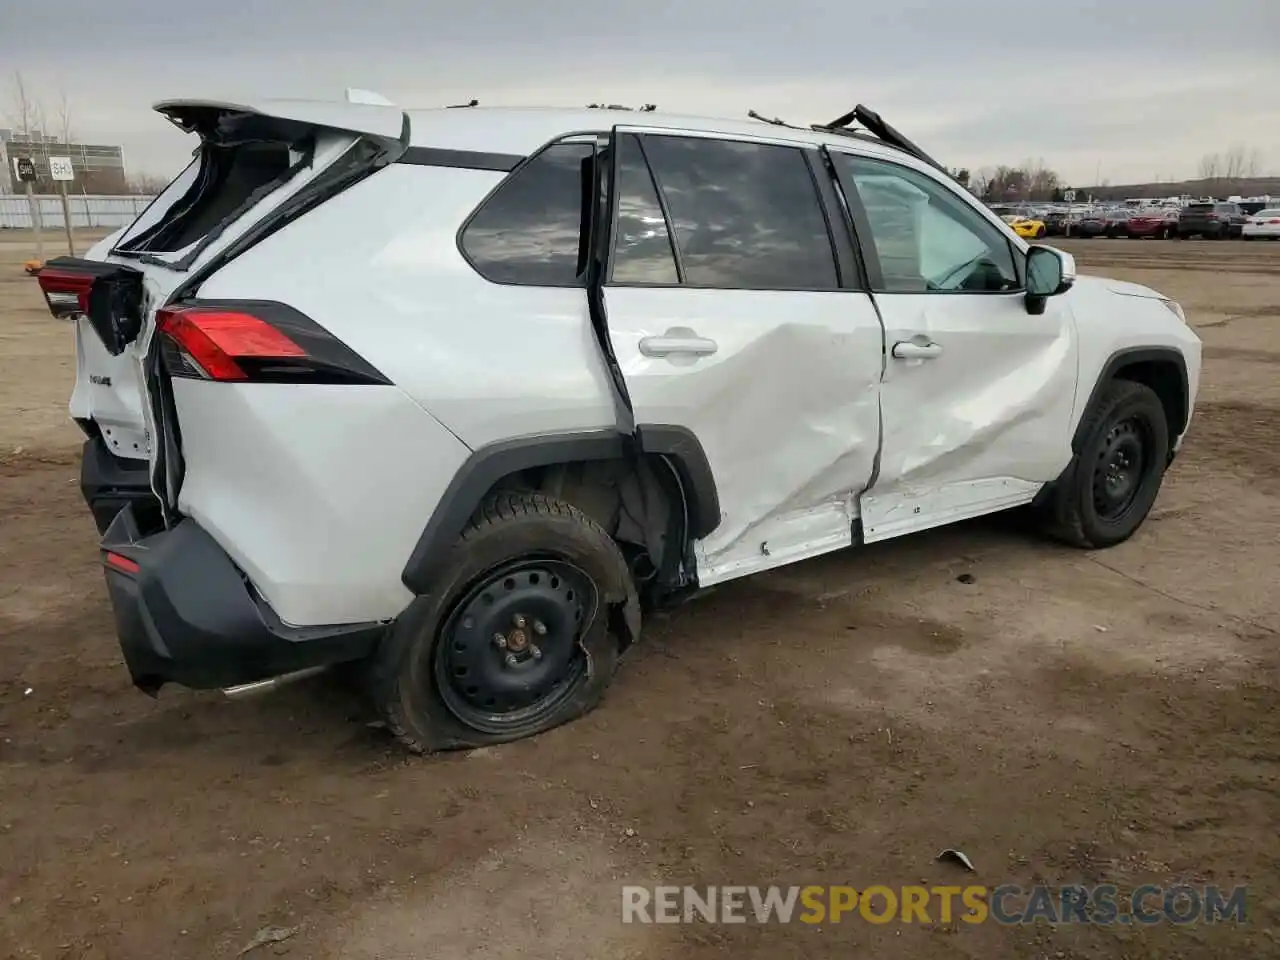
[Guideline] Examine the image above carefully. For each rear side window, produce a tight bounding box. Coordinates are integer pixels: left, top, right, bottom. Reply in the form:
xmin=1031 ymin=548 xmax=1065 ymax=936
xmin=460 ymin=142 xmax=594 ymax=286
xmin=633 ymin=135 xmax=839 ymax=290
xmin=610 ymin=134 xmax=679 ymax=285
xmin=1187 ymin=204 xmax=1212 ymax=212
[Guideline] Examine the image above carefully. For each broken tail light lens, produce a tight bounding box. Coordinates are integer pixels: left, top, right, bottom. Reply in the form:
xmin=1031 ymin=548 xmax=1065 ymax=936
xmin=33 ymin=257 xmax=145 ymax=355
xmin=156 ymin=302 xmax=390 ymax=386
xmin=37 ymin=267 xmax=96 ymax=318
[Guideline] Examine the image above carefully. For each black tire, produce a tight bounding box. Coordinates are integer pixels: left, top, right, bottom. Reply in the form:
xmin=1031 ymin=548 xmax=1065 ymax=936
xmin=1039 ymin=380 xmax=1170 ymax=549
xmin=368 ymin=491 xmax=639 ymax=753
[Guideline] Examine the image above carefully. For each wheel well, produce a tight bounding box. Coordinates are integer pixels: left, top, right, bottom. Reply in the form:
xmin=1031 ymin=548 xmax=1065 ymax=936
xmin=1112 ymin=358 xmax=1187 ymax=447
xmin=485 ymin=454 xmax=693 ymax=597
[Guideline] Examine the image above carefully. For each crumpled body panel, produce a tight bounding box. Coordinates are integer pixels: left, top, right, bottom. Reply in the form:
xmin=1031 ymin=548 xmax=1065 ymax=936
xmin=604 ymin=286 xmax=885 ymax=584
xmin=860 ymin=290 xmax=1079 ymax=540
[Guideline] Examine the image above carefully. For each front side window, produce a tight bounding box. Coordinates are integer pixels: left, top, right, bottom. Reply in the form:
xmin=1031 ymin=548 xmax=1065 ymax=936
xmin=833 ymin=154 xmax=1020 ymax=294
xmin=633 ymin=135 xmax=838 ymax=290
xmin=461 ymin=142 xmax=593 ymax=285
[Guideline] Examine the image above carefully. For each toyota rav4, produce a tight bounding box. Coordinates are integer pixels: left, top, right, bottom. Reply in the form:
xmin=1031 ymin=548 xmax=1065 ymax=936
xmin=40 ymin=93 xmax=1201 ymax=752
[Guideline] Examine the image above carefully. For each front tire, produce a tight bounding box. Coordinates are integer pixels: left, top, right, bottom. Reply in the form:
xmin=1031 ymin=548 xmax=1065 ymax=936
xmin=368 ymin=492 xmax=639 ymax=753
xmin=1039 ymin=380 xmax=1170 ymax=549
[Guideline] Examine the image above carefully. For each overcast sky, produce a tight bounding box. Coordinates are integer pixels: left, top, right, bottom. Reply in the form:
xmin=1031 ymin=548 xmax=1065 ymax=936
xmin=2 ymin=0 xmax=1277 ymax=187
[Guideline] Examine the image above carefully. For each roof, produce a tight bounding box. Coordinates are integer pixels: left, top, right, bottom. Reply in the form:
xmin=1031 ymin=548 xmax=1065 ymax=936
xmin=403 ymin=105 xmax=912 ymax=165
xmin=149 ymin=96 xmax=923 ymax=169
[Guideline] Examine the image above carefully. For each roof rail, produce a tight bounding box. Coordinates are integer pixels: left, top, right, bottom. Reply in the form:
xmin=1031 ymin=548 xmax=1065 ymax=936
xmin=446 ymin=99 xmax=479 ymax=109
xmin=813 ymin=104 xmax=950 ymax=176
xmin=747 ymin=109 xmax=794 ymax=127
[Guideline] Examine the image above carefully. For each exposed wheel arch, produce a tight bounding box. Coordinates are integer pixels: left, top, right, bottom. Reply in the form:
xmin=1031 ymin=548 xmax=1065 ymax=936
xmin=1073 ymin=348 xmax=1189 ymax=458
xmin=401 ymin=426 xmax=720 ymax=596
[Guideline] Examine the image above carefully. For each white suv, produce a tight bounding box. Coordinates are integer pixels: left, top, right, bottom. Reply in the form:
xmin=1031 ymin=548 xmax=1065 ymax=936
xmin=40 ymin=94 xmax=1201 ymax=752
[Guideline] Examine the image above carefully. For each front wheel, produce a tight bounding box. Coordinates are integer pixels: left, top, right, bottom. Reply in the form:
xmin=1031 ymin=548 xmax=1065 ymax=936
xmin=1038 ymin=380 xmax=1170 ymax=549
xmin=368 ymin=491 xmax=639 ymax=752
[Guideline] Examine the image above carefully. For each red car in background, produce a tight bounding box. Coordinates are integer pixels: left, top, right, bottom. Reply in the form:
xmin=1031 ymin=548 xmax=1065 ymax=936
xmin=1123 ymin=209 xmax=1179 ymax=239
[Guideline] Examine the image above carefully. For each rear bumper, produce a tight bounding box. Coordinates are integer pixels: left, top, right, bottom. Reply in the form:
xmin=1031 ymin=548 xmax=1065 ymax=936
xmin=80 ymin=434 xmax=161 ymax=535
xmin=100 ymin=505 xmax=385 ymax=693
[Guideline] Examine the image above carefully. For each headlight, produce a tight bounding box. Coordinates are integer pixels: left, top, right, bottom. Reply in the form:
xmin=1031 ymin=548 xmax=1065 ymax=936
xmin=1161 ymin=299 xmax=1187 ymax=324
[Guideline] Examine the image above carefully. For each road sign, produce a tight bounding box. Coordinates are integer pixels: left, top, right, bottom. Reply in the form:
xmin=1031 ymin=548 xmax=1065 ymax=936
xmin=1063 ymin=189 xmax=1077 ymax=202
xmin=14 ymin=156 xmax=37 ymax=183
xmin=48 ymin=156 xmax=75 ymax=181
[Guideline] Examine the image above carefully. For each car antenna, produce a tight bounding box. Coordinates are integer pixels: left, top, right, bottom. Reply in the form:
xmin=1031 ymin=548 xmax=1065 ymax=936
xmin=747 ymin=109 xmax=792 ymax=127
xmin=446 ymin=99 xmax=479 ymax=108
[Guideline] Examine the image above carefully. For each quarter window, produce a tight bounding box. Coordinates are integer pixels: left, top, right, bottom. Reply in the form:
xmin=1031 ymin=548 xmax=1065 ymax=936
xmin=833 ymin=154 xmax=1020 ymax=294
xmin=634 ymin=135 xmax=839 ymax=290
xmin=461 ymin=142 xmax=593 ymax=286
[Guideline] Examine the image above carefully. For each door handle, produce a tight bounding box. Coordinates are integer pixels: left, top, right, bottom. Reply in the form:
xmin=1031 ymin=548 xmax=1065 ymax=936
xmin=639 ymin=334 xmax=719 ymax=358
xmin=891 ymin=340 xmax=943 ymax=360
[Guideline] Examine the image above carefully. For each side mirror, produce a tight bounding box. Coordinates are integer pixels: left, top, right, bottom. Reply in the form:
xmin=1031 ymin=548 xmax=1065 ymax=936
xmin=1025 ymin=245 xmax=1075 ymax=315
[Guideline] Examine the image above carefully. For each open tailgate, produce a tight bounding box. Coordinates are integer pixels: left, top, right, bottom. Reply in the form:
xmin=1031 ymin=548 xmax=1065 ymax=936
xmin=47 ymin=92 xmax=409 ymax=521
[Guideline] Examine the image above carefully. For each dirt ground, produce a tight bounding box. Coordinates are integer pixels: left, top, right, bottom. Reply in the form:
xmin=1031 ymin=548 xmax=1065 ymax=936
xmin=1 ymin=231 xmax=1278 ymax=960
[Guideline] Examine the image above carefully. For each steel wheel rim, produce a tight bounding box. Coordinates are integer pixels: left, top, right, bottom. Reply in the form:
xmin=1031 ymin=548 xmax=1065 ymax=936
xmin=434 ymin=558 xmax=596 ymax=735
xmin=1092 ymin=417 xmax=1149 ymax=522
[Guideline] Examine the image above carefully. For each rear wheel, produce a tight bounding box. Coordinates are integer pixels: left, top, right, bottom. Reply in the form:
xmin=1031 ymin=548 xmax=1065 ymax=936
xmin=368 ymin=492 xmax=638 ymax=752
xmin=1038 ymin=380 xmax=1170 ymax=549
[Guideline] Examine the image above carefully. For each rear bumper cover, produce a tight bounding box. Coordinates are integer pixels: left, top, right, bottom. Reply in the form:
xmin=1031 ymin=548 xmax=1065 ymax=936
xmin=79 ymin=434 xmax=160 ymax=535
xmin=100 ymin=505 xmax=385 ymax=693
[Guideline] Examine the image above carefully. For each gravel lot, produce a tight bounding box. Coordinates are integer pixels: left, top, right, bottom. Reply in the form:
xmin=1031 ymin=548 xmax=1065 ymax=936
xmin=1 ymin=233 xmax=1277 ymax=960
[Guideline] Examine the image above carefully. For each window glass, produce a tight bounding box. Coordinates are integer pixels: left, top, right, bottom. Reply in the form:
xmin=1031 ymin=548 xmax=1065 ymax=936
xmin=638 ymin=135 xmax=838 ymax=289
xmin=611 ymin=135 xmax=679 ymax=284
xmin=834 ymin=154 xmax=1020 ymax=294
xmin=461 ymin=142 xmax=593 ymax=285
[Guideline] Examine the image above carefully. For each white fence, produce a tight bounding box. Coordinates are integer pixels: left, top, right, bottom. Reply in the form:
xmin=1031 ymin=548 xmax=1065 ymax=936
xmin=0 ymin=194 xmax=158 ymax=230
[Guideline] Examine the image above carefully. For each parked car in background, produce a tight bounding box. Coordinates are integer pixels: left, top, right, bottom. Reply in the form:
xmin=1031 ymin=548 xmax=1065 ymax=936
xmin=1042 ymin=210 xmax=1071 ymax=236
xmin=1177 ymin=202 xmax=1247 ymax=239
xmin=1000 ymin=214 xmax=1047 ymax=239
xmin=1123 ymin=208 xmax=1178 ymax=240
xmin=1069 ymin=210 xmax=1112 ymax=238
xmin=1243 ymin=209 xmax=1280 ymax=240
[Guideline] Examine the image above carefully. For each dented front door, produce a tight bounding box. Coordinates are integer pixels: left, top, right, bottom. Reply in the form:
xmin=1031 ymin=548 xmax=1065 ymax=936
xmin=828 ymin=151 xmax=1079 ymax=542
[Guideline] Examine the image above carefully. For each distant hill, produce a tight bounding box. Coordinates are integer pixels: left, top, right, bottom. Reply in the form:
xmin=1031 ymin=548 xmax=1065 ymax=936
xmin=1079 ymin=177 xmax=1280 ymax=201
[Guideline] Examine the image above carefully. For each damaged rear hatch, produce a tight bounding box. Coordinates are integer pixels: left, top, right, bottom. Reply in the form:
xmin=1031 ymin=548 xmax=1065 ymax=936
xmin=43 ymin=94 xmax=408 ymax=519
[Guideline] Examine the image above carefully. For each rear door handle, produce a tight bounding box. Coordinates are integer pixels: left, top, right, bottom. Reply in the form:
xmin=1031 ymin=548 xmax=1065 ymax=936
xmin=639 ymin=334 xmax=719 ymax=358
xmin=892 ymin=340 xmax=943 ymax=360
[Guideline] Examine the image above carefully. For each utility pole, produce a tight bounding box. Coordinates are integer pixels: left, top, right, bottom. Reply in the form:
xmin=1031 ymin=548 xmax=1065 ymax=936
xmin=47 ymin=154 xmax=76 ymax=256
xmin=14 ymin=157 xmax=45 ymax=262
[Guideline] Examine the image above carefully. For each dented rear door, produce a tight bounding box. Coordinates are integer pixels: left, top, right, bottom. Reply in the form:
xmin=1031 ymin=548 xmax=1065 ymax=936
xmin=599 ymin=127 xmax=884 ymax=585
xmin=829 ymin=150 xmax=1078 ymax=542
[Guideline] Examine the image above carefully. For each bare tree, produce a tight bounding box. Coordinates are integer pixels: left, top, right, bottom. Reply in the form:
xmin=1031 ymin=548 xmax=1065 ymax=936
xmin=55 ymin=86 xmax=72 ymax=145
xmin=1223 ymin=145 xmax=1248 ymax=182
xmin=1197 ymin=152 xmax=1221 ymax=181
xmin=125 ymin=173 xmax=169 ymax=195
xmin=969 ymin=166 xmax=995 ymax=199
xmin=7 ymin=71 xmax=45 ymax=139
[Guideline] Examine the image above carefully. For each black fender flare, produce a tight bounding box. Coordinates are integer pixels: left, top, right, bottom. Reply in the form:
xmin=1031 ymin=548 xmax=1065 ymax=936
xmin=1072 ymin=346 xmax=1189 ymax=453
xmin=401 ymin=426 xmax=720 ymax=595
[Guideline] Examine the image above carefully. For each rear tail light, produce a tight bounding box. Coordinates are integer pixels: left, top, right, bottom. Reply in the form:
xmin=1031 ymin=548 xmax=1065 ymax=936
xmin=156 ymin=301 xmax=390 ymax=386
xmin=34 ymin=257 xmax=144 ymax=355
xmin=37 ymin=267 xmax=95 ymax=318
xmin=1269 ymin=219 xmax=1280 ymax=225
